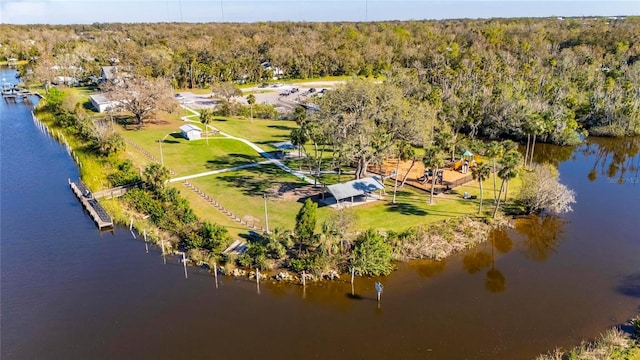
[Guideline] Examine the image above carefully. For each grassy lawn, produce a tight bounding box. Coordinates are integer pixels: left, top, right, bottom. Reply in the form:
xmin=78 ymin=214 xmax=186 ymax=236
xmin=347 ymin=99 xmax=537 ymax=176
xmin=173 ymin=182 xmax=253 ymax=239
xmin=349 ymin=175 xmax=521 ymax=230
xmin=123 ymin=128 xmax=262 ymax=175
xmin=208 ymin=116 xmax=297 ymax=147
xmin=188 ymin=164 xmax=329 ymax=231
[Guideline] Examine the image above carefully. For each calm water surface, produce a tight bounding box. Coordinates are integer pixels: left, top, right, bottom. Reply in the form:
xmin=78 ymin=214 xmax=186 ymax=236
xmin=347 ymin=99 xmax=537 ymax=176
xmin=1 ymin=68 xmax=639 ymax=359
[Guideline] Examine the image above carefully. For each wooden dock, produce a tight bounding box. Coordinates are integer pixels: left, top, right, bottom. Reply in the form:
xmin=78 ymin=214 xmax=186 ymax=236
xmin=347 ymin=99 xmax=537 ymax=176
xmin=2 ymin=86 xmax=36 ymax=104
xmin=69 ymin=179 xmax=114 ymax=230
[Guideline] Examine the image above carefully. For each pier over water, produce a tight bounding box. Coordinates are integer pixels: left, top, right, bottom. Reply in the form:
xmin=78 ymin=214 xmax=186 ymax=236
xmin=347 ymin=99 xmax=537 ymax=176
xmin=69 ymin=179 xmax=113 ymax=230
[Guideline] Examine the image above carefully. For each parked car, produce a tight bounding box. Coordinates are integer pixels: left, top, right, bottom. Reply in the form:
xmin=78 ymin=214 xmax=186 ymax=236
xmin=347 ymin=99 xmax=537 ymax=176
xmin=319 ymin=88 xmax=328 ymax=94
xmin=309 ymin=88 xmax=316 ymax=93
xmin=279 ymin=90 xmax=291 ymax=96
xmin=290 ymin=87 xmax=299 ymax=93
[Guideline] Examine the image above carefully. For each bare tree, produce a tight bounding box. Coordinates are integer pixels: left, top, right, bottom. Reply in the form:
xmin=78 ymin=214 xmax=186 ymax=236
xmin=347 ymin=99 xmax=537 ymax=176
xmin=518 ymin=164 xmax=576 ymax=214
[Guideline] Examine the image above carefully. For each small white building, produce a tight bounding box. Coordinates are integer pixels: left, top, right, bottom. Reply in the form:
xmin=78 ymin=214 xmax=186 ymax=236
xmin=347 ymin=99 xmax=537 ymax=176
xmin=180 ymin=124 xmax=202 ymax=141
xmin=89 ymin=93 xmax=120 ymax=113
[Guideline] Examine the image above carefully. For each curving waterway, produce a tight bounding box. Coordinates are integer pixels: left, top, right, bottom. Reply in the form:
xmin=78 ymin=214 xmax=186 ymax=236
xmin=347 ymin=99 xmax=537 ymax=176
xmin=1 ymin=67 xmax=639 ymax=359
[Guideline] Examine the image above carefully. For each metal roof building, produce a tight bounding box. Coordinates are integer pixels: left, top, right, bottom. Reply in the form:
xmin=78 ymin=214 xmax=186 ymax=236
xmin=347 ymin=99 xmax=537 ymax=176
xmin=326 ymin=176 xmax=385 ymax=203
xmin=179 ymin=124 xmax=202 ymax=141
xmin=89 ymin=93 xmax=120 ymax=113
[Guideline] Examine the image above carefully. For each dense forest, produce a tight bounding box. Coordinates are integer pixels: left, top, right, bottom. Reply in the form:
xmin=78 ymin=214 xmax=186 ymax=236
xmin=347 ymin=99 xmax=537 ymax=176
xmin=1 ymin=17 xmax=639 ymax=141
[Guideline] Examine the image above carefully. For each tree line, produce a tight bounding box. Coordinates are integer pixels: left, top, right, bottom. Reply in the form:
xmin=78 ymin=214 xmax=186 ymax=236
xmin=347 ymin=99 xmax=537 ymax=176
xmin=1 ymin=17 xmax=638 ymax=138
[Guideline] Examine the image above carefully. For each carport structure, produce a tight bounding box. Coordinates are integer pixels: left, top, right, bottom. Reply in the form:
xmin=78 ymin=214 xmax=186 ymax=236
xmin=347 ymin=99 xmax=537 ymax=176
xmin=325 ymin=177 xmax=385 ymax=208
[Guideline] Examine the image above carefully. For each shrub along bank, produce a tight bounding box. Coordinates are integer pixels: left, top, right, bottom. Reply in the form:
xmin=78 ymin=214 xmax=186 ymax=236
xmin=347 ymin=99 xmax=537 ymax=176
xmin=536 ymin=314 xmax=640 ymax=360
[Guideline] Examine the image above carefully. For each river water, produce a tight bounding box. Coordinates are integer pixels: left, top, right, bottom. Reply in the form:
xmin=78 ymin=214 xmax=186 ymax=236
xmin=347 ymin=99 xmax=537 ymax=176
xmin=1 ymin=67 xmax=639 ymax=359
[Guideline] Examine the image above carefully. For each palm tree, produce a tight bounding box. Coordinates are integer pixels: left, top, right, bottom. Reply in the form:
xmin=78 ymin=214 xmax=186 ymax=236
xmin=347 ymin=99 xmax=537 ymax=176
xmin=392 ymin=140 xmax=415 ymax=204
xmin=434 ymin=131 xmax=455 ymax=161
xmin=500 ymin=140 xmax=519 ymax=201
xmin=246 ymin=93 xmax=256 ymax=123
xmin=199 ymin=108 xmax=213 ymax=146
xmin=521 ymin=115 xmax=534 ymax=167
xmin=472 ymin=162 xmax=492 ymax=214
xmin=423 ymin=146 xmax=444 ymax=205
xmin=485 ymin=141 xmax=503 ymax=202
xmin=528 ymin=115 xmax=546 ymax=169
xmin=492 ymin=150 xmax=521 ymax=218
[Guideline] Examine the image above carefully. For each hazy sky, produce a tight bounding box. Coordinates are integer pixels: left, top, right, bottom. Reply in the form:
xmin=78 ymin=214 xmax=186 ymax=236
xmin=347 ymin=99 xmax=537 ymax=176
xmin=1 ymin=0 xmax=638 ymax=24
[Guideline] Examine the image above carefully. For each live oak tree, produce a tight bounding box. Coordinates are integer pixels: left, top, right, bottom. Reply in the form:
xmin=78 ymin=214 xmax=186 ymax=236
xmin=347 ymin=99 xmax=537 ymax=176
xmin=103 ymin=75 xmax=178 ymax=126
xmin=211 ymin=81 xmax=241 ymax=101
xmin=312 ymin=80 xmax=419 ymax=179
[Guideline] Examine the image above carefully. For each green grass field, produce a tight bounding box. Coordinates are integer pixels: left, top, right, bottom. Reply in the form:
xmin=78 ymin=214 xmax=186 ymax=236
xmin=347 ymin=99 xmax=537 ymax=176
xmin=187 ymin=164 xmax=328 ymax=231
xmin=123 ymin=127 xmax=263 ymax=175
xmin=208 ymin=116 xmax=297 ymax=147
xmin=181 ymin=163 xmax=520 ymax=233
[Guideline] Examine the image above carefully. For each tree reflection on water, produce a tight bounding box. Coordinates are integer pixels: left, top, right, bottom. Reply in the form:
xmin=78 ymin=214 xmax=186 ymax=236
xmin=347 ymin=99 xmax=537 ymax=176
xmin=582 ymin=137 xmax=640 ymax=183
xmin=515 ymin=215 xmax=567 ymax=262
xmin=463 ymin=250 xmax=492 ymax=274
xmin=485 ymin=268 xmax=506 ymax=293
xmin=485 ymin=229 xmax=507 ymax=293
xmin=492 ymin=228 xmax=513 ymax=254
xmin=462 ymin=228 xmax=512 ymax=293
xmin=408 ymin=258 xmax=447 ymax=278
